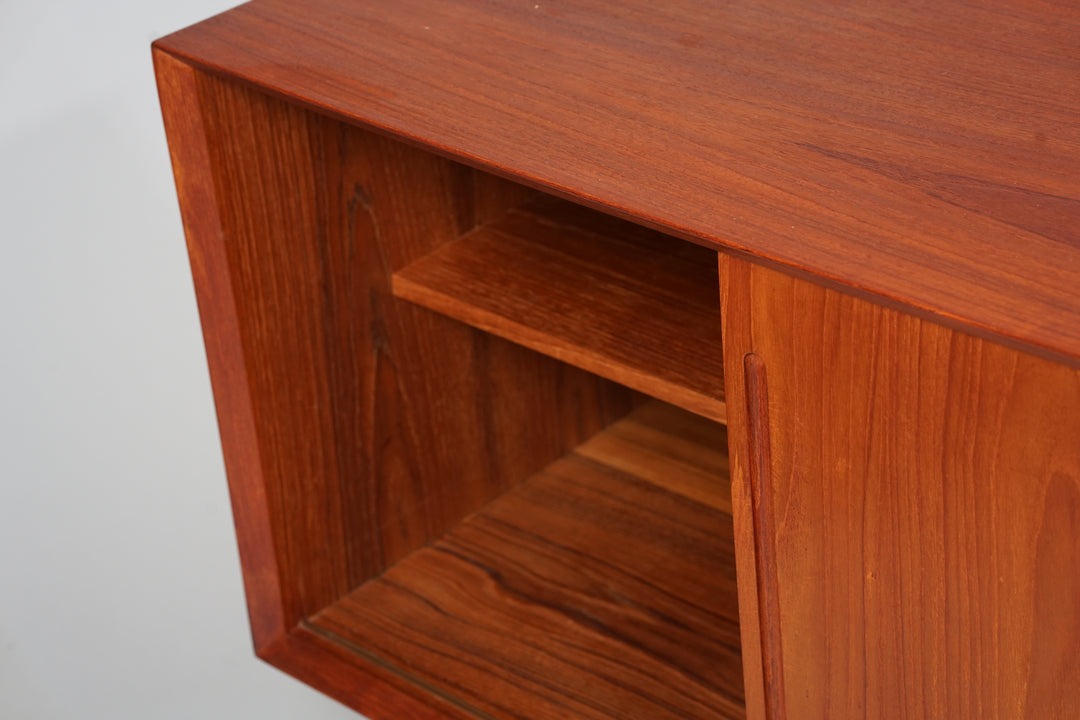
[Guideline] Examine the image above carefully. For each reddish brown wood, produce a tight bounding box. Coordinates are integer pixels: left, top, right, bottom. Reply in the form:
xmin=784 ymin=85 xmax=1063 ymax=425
xmin=155 ymin=0 xmax=1080 ymax=366
xmin=155 ymin=3 xmax=1080 ymax=718
xmin=311 ymin=402 xmax=743 ymax=720
xmin=393 ymin=196 xmax=725 ymax=422
xmin=153 ymin=47 xmax=289 ymax=652
xmin=723 ymin=253 xmax=1080 ymax=720
xmin=262 ymin=628 xmax=473 ymax=720
xmin=719 ymin=256 xmax=767 ymax=720
xmin=157 ymin=51 xmax=637 ymax=717
xmin=193 ymin=65 xmax=631 ymax=619
xmin=576 ymin=400 xmax=731 ymax=516
xmin=742 ymin=354 xmax=787 ymax=720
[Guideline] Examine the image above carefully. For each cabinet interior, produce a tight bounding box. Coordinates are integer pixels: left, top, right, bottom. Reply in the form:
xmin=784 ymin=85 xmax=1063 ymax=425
xmin=317 ymin=155 xmax=741 ymax=718
xmin=308 ymin=400 xmax=743 ymax=720
xmin=194 ymin=72 xmax=741 ymax=719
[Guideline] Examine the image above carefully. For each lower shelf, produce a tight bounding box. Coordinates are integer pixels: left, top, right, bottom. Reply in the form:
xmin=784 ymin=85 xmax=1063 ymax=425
xmin=308 ymin=402 xmax=744 ymax=720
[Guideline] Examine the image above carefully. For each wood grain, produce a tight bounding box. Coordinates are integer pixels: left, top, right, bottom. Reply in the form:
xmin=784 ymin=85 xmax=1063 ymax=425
xmin=722 ymin=253 xmax=1080 ymax=720
xmin=742 ymin=354 xmax=787 ymax=720
xmin=718 ymin=257 xmax=767 ymax=720
xmin=262 ymin=627 xmax=475 ymax=720
xmin=154 ymin=0 xmax=1080 ymax=365
xmin=159 ymin=47 xmax=636 ymax=683
xmin=311 ymin=401 xmax=743 ymax=720
xmin=393 ymin=195 xmax=725 ymax=422
xmin=575 ymin=400 xmax=731 ymax=516
xmin=153 ymin=48 xmax=290 ymax=651
xmin=155 ymin=3 xmax=1080 ymax=717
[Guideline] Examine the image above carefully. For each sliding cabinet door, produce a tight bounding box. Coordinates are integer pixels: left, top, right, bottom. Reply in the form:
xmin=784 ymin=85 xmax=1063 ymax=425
xmin=720 ymin=253 xmax=1080 ymax=720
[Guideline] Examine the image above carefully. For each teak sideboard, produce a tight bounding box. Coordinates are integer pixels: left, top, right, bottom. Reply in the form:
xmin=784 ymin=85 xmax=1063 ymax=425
xmin=153 ymin=2 xmax=1080 ymax=718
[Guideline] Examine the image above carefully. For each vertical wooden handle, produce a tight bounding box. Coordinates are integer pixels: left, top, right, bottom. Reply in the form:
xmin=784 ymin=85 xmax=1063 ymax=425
xmin=743 ymin=353 xmax=788 ymax=720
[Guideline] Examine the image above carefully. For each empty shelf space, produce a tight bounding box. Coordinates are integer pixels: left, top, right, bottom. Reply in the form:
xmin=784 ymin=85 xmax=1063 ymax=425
xmin=308 ymin=401 xmax=744 ymax=720
xmin=392 ymin=196 xmax=726 ymax=423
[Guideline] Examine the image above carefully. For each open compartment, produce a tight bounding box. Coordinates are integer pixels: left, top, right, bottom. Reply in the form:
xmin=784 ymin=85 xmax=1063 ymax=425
xmin=309 ymin=400 xmax=742 ymax=719
xmin=177 ymin=69 xmax=742 ymax=720
xmin=313 ymin=171 xmax=742 ymax=716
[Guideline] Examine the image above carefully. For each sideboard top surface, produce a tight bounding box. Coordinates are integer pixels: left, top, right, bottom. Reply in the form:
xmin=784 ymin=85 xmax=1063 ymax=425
xmin=155 ymin=0 xmax=1080 ymax=364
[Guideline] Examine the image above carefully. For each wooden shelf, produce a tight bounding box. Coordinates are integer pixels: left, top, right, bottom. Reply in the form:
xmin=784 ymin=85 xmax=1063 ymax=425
xmin=308 ymin=401 xmax=743 ymax=720
xmin=393 ymin=196 xmax=726 ymax=423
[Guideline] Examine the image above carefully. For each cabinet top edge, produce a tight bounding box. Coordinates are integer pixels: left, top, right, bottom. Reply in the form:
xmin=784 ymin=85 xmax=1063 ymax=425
xmin=155 ymin=0 xmax=1080 ymax=366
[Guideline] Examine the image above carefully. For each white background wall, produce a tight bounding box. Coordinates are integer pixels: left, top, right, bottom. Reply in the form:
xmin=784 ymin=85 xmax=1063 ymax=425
xmin=0 ymin=2 xmax=362 ymax=717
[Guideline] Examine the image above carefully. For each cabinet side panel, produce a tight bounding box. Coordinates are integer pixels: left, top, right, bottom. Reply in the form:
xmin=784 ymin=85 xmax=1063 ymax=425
xmin=153 ymin=49 xmax=288 ymax=650
xmin=191 ymin=69 xmax=351 ymax=628
xmin=188 ymin=70 xmax=634 ymax=626
xmin=723 ymin=255 xmax=1080 ymax=719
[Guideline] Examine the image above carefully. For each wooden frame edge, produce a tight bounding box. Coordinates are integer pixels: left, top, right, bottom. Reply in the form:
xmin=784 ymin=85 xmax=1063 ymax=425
xmin=260 ymin=627 xmax=463 ymax=720
xmin=153 ymin=45 xmax=289 ymax=652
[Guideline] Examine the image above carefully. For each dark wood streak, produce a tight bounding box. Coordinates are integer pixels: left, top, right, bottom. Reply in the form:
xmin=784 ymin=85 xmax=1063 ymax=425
xmin=375 ymin=557 xmax=709 ymax=720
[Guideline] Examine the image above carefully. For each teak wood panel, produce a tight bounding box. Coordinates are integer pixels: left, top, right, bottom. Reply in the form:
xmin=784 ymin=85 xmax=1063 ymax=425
xmin=155 ymin=0 xmax=1080 ymax=366
xmin=156 ymin=51 xmax=634 ymax=665
xmin=311 ymin=402 xmax=744 ymax=720
xmin=393 ymin=196 xmax=726 ymax=422
xmin=721 ymin=254 xmax=1080 ymax=720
